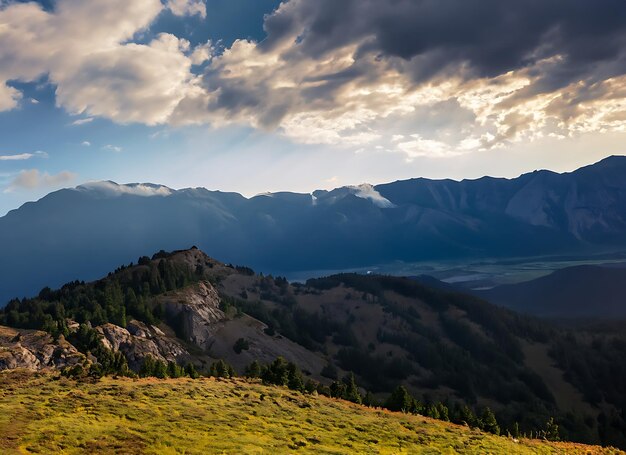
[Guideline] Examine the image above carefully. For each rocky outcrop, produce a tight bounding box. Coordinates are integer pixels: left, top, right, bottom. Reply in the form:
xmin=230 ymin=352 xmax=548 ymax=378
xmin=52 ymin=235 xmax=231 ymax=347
xmin=0 ymin=326 xmax=85 ymax=371
xmin=97 ymin=320 xmax=190 ymax=370
xmin=158 ymin=281 xmax=227 ymax=351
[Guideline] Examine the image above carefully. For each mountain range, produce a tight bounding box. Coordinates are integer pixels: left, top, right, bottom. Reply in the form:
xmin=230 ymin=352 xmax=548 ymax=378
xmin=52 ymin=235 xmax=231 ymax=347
xmin=3 ymin=156 xmax=626 ymax=304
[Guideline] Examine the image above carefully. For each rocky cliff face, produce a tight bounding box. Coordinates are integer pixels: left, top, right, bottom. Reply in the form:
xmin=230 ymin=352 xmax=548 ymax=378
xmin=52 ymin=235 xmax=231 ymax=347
xmin=0 ymin=326 xmax=85 ymax=371
xmin=158 ymin=281 xmax=227 ymax=351
xmin=97 ymin=320 xmax=190 ymax=370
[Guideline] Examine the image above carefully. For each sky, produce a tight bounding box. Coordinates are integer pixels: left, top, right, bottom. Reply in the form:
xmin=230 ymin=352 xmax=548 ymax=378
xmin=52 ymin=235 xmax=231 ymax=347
xmin=1 ymin=0 xmax=626 ymax=215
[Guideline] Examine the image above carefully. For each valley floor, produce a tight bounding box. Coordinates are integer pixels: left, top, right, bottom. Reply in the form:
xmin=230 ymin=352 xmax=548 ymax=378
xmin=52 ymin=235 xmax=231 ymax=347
xmin=0 ymin=371 xmax=622 ymax=454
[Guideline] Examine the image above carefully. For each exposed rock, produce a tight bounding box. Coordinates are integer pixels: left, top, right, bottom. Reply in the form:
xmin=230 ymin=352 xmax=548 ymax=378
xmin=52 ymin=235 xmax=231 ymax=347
xmin=158 ymin=281 xmax=227 ymax=351
xmin=0 ymin=326 xmax=85 ymax=371
xmin=96 ymin=320 xmax=190 ymax=370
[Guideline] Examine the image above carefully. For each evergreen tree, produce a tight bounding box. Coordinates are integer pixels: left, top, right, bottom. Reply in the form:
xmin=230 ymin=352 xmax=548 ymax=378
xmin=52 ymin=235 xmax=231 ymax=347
xmin=436 ymin=403 xmax=449 ymax=422
xmin=287 ymin=363 xmax=304 ymax=391
xmin=316 ymin=383 xmax=331 ymax=397
xmin=140 ymin=356 xmax=156 ymax=377
xmin=210 ymin=360 xmax=234 ymax=378
xmin=154 ymin=359 xmax=168 ymax=379
xmin=342 ymin=373 xmax=362 ymax=404
xmin=426 ymin=404 xmax=440 ymax=420
xmin=185 ymin=363 xmax=199 ymax=379
xmin=111 ymin=351 xmax=130 ymax=376
xmin=363 ymin=391 xmax=376 ymax=407
xmin=233 ymin=338 xmax=250 ymax=354
xmin=545 ymin=417 xmax=560 ymax=441
xmin=245 ymin=360 xmax=262 ymax=378
xmin=511 ymin=422 xmax=520 ymax=438
xmin=386 ymin=385 xmax=414 ymax=412
xmin=262 ymin=357 xmax=289 ymax=386
xmin=480 ymin=408 xmax=500 ymax=435
xmin=330 ymin=381 xmax=347 ymax=399
xmin=459 ymin=405 xmax=477 ymax=427
xmin=304 ymin=379 xmax=318 ymax=394
xmin=167 ymin=361 xmax=183 ymax=378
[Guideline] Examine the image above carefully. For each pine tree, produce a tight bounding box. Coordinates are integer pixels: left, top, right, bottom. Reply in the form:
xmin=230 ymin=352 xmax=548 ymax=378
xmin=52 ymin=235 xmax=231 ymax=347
xmin=385 ymin=385 xmax=414 ymax=413
xmin=262 ymin=357 xmax=289 ymax=386
xmin=304 ymin=379 xmax=318 ymax=394
xmin=480 ymin=408 xmax=500 ymax=435
xmin=210 ymin=360 xmax=233 ymax=378
xmin=426 ymin=404 xmax=440 ymax=420
xmin=140 ymin=356 xmax=156 ymax=377
xmin=545 ymin=417 xmax=560 ymax=441
xmin=112 ymin=351 xmax=130 ymax=376
xmin=245 ymin=360 xmax=262 ymax=378
xmin=316 ymin=383 xmax=331 ymax=397
xmin=329 ymin=381 xmax=347 ymax=399
xmin=511 ymin=422 xmax=520 ymax=438
xmin=154 ymin=359 xmax=168 ymax=379
xmin=184 ymin=363 xmax=199 ymax=379
xmin=167 ymin=361 xmax=183 ymax=378
xmin=342 ymin=373 xmax=362 ymax=404
xmin=436 ymin=403 xmax=449 ymax=422
xmin=459 ymin=405 xmax=477 ymax=427
xmin=287 ymin=363 xmax=304 ymax=391
xmin=363 ymin=391 xmax=376 ymax=407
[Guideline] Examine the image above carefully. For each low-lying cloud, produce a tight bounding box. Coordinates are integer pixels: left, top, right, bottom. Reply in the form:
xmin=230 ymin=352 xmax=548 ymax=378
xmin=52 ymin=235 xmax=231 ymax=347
xmin=78 ymin=181 xmax=173 ymax=197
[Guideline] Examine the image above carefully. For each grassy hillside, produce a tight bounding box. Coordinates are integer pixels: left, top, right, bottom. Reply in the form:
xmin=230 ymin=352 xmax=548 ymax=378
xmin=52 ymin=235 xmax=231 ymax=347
xmin=0 ymin=371 xmax=621 ymax=455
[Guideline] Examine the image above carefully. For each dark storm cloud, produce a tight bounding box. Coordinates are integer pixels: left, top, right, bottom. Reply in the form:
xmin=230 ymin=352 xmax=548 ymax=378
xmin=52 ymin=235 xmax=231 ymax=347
xmin=185 ymin=0 xmax=626 ymax=151
xmin=263 ymin=0 xmax=626 ymax=86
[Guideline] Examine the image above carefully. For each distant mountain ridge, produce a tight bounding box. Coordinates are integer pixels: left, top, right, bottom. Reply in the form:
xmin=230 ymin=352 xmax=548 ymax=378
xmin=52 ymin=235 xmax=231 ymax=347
xmin=3 ymin=156 xmax=626 ymax=303
xmin=477 ymin=264 xmax=626 ymax=318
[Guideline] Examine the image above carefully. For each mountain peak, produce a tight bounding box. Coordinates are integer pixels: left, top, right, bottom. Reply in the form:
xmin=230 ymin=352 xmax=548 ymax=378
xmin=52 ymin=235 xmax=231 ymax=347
xmin=596 ymin=154 xmax=626 ymax=167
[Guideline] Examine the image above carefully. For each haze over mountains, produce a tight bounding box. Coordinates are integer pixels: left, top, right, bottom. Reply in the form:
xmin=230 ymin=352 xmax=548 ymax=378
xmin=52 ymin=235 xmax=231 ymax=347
xmin=2 ymin=156 xmax=626 ymax=304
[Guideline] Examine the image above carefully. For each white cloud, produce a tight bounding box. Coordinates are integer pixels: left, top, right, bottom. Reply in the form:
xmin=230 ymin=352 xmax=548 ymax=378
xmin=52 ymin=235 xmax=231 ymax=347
xmin=102 ymin=144 xmax=122 ymax=153
xmin=81 ymin=141 xmax=91 ymax=147
xmin=4 ymin=169 xmax=76 ymax=192
xmin=0 ymin=83 xmax=21 ymax=111
xmin=190 ymin=41 xmax=214 ymax=65
xmin=166 ymin=0 xmax=206 ymax=18
xmin=0 ymin=0 xmax=199 ymax=125
xmin=0 ymin=151 xmax=48 ymax=161
xmin=71 ymin=117 xmax=93 ymax=126
xmin=348 ymin=184 xmax=395 ymax=208
xmin=78 ymin=181 xmax=173 ymax=197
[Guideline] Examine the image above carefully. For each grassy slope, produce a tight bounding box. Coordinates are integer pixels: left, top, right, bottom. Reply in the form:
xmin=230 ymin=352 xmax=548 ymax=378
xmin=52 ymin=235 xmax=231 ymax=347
xmin=0 ymin=372 xmax=621 ymax=455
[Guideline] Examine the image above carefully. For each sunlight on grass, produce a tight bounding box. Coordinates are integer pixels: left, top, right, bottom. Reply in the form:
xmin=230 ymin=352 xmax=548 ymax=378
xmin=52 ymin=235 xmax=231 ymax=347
xmin=0 ymin=371 xmax=621 ymax=454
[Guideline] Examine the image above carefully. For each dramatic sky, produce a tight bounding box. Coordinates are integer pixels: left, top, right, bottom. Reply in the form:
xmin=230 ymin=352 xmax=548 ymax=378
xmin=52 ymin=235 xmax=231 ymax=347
xmin=1 ymin=0 xmax=626 ymax=215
